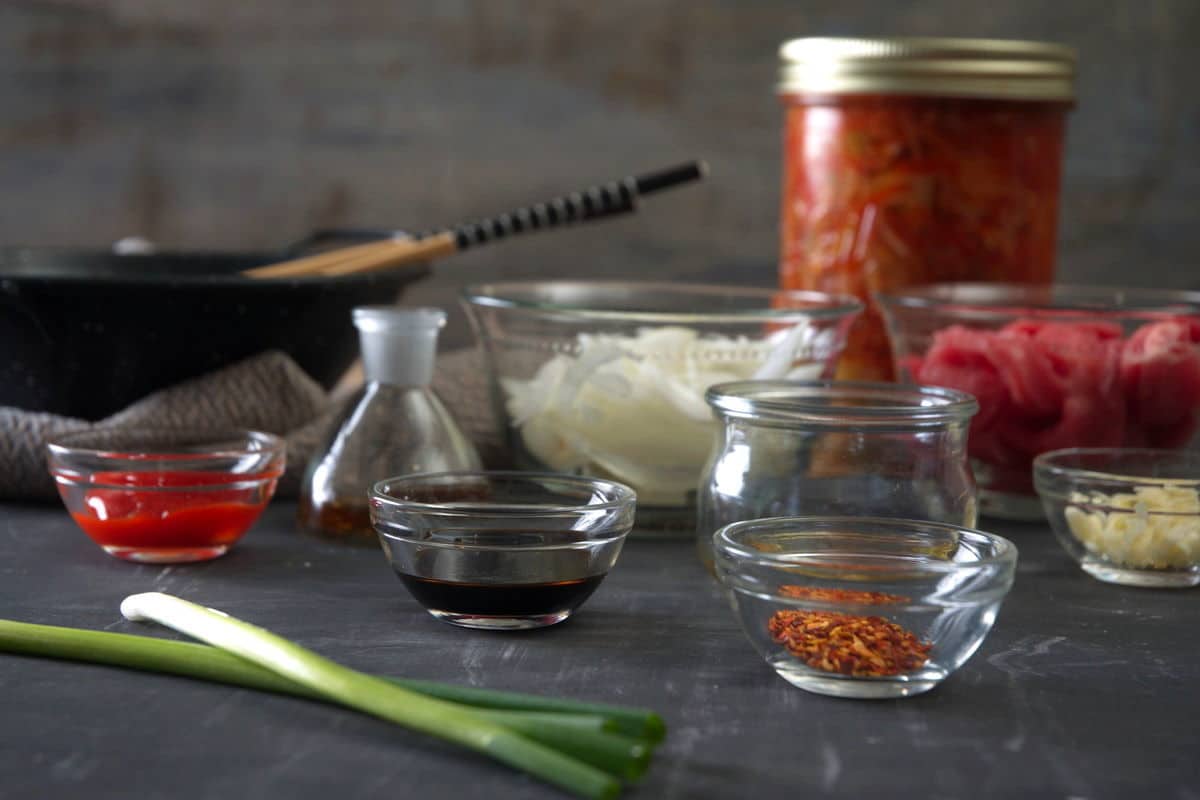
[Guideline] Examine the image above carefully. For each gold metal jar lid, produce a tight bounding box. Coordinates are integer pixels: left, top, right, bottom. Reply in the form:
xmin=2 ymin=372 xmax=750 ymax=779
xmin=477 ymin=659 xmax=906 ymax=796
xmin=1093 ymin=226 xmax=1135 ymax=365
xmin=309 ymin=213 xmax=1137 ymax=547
xmin=778 ymin=37 xmax=1076 ymax=101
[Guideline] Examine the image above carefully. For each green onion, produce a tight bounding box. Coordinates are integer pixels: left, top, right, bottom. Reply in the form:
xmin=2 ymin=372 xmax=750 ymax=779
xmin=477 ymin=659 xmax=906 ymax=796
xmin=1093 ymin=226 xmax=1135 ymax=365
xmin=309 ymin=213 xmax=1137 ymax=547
xmin=0 ymin=617 xmax=657 ymax=780
xmin=0 ymin=616 xmax=663 ymax=740
xmin=0 ymin=618 xmax=306 ymax=696
xmin=487 ymin=716 xmax=652 ymax=781
xmin=397 ymin=680 xmax=665 ymax=742
xmin=114 ymin=592 xmax=621 ymax=799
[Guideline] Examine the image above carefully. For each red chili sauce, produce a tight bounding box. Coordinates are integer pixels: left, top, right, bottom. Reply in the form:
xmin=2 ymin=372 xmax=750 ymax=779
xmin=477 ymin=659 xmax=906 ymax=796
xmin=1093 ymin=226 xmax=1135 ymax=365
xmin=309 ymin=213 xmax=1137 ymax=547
xmin=67 ymin=470 xmax=278 ymax=555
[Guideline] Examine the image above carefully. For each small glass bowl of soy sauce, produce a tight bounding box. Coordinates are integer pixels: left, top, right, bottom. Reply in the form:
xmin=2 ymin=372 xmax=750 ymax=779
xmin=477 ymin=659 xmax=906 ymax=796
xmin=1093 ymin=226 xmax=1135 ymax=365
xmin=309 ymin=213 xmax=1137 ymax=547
xmin=369 ymin=471 xmax=637 ymax=630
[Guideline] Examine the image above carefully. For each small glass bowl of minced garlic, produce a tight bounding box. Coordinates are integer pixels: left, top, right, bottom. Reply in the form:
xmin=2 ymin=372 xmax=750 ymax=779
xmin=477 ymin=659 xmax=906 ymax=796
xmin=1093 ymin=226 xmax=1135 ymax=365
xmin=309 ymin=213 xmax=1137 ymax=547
xmin=1035 ymin=448 xmax=1200 ymax=589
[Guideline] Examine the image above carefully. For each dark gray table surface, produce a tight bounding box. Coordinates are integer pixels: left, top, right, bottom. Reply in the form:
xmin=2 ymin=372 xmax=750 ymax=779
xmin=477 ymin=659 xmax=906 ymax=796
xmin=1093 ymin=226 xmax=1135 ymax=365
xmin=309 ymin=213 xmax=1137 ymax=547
xmin=0 ymin=501 xmax=1195 ymax=800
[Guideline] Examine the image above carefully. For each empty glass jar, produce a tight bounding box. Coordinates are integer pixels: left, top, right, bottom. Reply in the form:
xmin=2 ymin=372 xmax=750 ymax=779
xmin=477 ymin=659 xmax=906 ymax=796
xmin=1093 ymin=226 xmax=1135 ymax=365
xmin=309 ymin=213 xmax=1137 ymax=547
xmin=697 ymin=381 xmax=978 ymax=568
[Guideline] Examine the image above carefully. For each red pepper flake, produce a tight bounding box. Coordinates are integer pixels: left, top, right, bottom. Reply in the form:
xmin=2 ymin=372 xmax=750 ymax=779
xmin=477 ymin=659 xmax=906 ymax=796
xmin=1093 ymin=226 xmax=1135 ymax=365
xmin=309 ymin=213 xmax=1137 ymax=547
xmin=779 ymin=586 xmax=909 ymax=605
xmin=768 ymin=610 xmax=932 ymax=677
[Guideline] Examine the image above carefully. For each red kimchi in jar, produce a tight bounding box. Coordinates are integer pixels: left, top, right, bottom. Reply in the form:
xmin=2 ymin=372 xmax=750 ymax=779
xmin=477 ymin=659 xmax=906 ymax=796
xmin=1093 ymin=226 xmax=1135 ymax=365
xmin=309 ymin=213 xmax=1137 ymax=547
xmin=778 ymin=37 xmax=1076 ymax=380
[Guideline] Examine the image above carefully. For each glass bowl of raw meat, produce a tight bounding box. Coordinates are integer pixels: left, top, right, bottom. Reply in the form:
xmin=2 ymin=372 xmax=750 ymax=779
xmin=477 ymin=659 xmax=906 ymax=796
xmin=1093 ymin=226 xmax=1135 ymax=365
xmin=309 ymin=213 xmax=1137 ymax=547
xmin=463 ymin=282 xmax=862 ymax=534
xmin=878 ymin=284 xmax=1200 ymax=519
xmin=47 ymin=428 xmax=285 ymax=563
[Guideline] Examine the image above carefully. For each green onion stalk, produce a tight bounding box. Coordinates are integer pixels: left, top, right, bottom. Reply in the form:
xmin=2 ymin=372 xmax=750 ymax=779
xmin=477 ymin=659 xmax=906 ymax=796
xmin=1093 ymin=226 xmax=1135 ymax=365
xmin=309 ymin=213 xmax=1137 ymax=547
xmin=119 ymin=592 xmax=617 ymax=798
xmin=0 ymin=594 xmax=666 ymax=798
xmin=0 ymin=618 xmax=657 ymax=778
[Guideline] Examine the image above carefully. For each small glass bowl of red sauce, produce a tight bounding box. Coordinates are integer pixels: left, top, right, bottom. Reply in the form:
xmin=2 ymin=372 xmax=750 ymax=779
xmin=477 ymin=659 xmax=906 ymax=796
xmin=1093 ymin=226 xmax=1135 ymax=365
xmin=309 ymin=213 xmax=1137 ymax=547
xmin=47 ymin=428 xmax=286 ymax=563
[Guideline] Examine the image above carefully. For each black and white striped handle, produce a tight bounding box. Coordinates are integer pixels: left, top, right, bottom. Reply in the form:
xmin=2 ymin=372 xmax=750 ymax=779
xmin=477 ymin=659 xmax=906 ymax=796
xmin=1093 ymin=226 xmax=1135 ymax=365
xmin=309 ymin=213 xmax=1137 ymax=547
xmin=443 ymin=161 xmax=706 ymax=250
xmin=244 ymin=161 xmax=707 ymax=278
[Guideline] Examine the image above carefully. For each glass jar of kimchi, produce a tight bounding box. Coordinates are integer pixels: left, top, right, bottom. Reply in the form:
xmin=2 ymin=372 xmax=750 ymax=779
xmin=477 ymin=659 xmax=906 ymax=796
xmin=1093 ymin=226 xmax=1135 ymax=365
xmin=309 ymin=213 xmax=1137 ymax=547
xmin=778 ymin=37 xmax=1076 ymax=380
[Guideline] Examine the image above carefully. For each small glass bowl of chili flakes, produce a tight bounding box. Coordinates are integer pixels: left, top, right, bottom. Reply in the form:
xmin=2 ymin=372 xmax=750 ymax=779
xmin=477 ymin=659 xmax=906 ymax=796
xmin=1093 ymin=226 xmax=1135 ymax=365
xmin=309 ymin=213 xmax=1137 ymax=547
xmin=713 ymin=516 xmax=1017 ymax=699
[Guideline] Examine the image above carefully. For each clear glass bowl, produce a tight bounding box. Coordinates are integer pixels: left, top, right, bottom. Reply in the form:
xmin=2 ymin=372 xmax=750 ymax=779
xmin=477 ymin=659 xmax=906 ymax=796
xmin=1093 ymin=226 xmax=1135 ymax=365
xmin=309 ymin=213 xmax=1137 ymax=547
xmin=462 ymin=281 xmax=862 ymax=534
xmin=697 ymin=381 xmax=978 ymax=570
xmin=1034 ymin=448 xmax=1200 ymax=588
xmin=878 ymin=283 xmax=1200 ymax=520
xmin=46 ymin=428 xmax=285 ymax=563
xmin=369 ymin=471 xmax=637 ymax=630
xmin=713 ymin=516 xmax=1017 ymax=699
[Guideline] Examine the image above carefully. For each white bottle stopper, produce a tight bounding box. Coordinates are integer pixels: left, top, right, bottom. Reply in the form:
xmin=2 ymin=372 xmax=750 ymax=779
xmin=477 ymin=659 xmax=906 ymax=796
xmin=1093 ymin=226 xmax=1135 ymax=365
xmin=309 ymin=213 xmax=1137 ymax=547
xmin=352 ymin=306 xmax=446 ymax=387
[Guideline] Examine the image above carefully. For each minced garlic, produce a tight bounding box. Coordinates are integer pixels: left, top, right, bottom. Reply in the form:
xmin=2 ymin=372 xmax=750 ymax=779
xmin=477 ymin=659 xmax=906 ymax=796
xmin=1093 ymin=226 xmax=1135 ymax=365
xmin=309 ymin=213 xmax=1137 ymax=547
xmin=1064 ymin=485 xmax=1200 ymax=569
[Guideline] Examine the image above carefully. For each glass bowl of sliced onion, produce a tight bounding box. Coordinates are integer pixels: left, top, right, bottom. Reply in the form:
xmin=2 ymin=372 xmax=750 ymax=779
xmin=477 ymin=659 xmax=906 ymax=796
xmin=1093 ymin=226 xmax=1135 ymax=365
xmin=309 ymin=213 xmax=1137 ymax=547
xmin=462 ymin=281 xmax=862 ymax=534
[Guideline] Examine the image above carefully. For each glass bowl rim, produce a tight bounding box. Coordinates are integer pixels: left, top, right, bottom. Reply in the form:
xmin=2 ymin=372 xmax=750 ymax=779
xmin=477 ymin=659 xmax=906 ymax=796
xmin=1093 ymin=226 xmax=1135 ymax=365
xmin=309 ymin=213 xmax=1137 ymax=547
xmin=374 ymin=528 xmax=629 ymax=552
xmin=875 ymin=282 xmax=1200 ymax=319
xmin=713 ymin=515 xmax=1018 ymax=573
xmin=706 ymin=380 xmax=978 ymax=425
xmin=1033 ymin=447 xmax=1200 ymax=510
xmin=370 ymin=470 xmax=638 ymax=517
xmin=461 ymin=280 xmax=864 ymax=324
xmin=47 ymin=427 xmax=284 ymax=462
xmin=46 ymin=428 xmax=285 ymax=490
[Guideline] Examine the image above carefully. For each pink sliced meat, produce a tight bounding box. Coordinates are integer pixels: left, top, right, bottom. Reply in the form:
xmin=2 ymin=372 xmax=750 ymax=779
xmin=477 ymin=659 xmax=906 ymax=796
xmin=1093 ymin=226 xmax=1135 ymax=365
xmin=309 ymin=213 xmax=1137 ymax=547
xmin=909 ymin=317 xmax=1157 ymax=484
xmin=1020 ymin=321 xmax=1125 ymax=453
xmin=912 ymin=314 xmax=1200 ymax=477
xmin=983 ymin=324 xmax=1063 ymax=419
xmin=1120 ymin=317 xmax=1200 ymax=447
xmin=906 ymin=326 xmax=1008 ymax=431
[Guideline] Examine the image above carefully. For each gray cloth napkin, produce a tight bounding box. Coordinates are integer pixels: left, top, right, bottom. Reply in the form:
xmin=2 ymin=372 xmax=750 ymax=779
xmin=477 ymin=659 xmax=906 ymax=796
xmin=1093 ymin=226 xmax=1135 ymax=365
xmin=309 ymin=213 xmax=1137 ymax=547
xmin=0 ymin=348 xmax=508 ymax=502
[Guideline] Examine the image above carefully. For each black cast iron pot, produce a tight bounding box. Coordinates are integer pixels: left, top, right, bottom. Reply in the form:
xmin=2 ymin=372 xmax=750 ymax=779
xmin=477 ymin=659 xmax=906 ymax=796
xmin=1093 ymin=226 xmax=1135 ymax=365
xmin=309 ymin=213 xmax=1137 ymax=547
xmin=0 ymin=234 xmax=430 ymax=420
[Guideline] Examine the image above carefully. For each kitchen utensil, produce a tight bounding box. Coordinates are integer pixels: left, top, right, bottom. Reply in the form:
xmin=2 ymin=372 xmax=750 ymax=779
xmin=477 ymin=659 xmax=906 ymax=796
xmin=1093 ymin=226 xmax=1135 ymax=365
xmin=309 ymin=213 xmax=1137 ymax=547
xmin=0 ymin=243 xmax=428 ymax=419
xmin=243 ymin=161 xmax=706 ymax=279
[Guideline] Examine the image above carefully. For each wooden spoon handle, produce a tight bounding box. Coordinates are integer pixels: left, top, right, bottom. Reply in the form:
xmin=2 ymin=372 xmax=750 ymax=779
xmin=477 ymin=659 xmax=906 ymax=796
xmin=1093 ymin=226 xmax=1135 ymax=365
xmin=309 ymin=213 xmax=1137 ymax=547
xmin=242 ymin=235 xmax=408 ymax=279
xmin=318 ymin=232 xmax=458 ymax=277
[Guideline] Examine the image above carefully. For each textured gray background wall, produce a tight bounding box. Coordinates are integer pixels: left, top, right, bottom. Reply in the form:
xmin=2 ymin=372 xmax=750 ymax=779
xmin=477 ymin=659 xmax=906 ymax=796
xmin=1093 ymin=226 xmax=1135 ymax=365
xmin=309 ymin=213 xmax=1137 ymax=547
xmin=3 ymin=1 xmax=1197 ymax=343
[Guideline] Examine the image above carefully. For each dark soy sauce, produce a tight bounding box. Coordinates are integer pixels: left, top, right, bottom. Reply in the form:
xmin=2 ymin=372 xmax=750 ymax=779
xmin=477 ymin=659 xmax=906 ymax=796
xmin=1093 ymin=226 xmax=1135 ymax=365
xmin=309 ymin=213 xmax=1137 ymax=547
xmin=396 ymin=573 xmax=606 ymax=617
